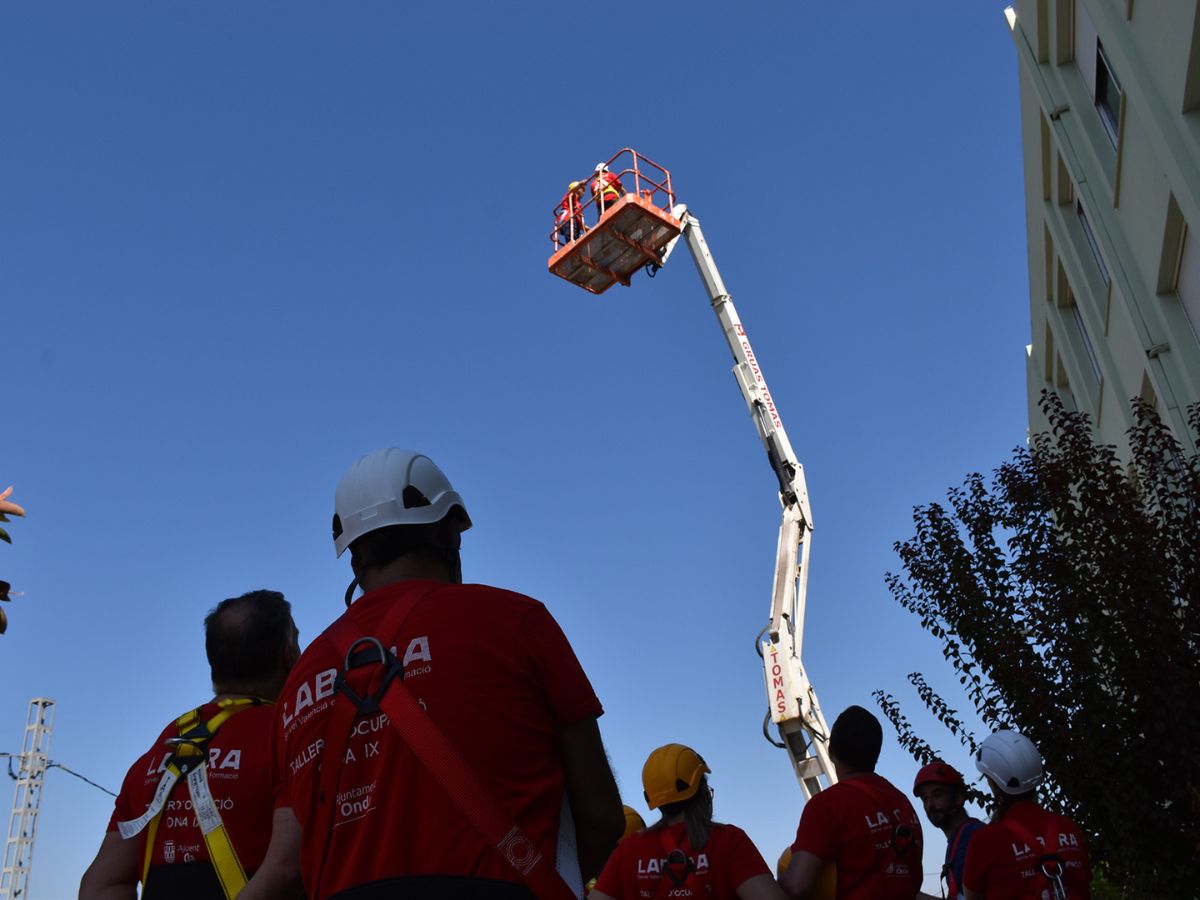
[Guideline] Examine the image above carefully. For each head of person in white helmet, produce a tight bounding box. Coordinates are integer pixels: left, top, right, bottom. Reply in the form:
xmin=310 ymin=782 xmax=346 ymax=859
xmin=960 ymin=730 xmax=1091 ymax=900
xmin=332 ymin=447 xmax=472 ymax=599
xmin=973 ymin=729 xmax=1043 ymax=805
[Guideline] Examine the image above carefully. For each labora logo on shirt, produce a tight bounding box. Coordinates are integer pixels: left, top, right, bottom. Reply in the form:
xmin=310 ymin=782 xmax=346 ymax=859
xmin=147 ymin=747 xmax=242 ymax=776
xmin=636 ymin=853 xmax=710 ymax=875
xmin=1010 ymin=831 xmax=1080 ymax=859
xmin=282 ymin=636 xmax=433 ymax=727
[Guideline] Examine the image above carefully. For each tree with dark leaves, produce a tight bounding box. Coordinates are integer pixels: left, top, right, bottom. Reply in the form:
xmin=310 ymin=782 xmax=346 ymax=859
xmin=875 ymin=392 xmax=1199 ymax=897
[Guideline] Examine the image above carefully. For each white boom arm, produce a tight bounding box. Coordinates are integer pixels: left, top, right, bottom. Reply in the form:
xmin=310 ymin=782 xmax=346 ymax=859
xmin=664 ymin=206 xmax=836 ymax=799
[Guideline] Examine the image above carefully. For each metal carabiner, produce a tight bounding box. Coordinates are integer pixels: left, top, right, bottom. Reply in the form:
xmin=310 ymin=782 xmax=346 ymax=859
xmin=335 ymin=636 xmax=404 ymax=715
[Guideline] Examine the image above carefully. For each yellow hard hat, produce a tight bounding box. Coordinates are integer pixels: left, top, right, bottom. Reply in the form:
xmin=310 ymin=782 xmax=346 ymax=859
xmin=642 ymin=743 xmax=710 ymax=810
xmin=622 ymin=805 xmax=646 ymax=840
xmin=568 ymin=180 xmax=583 ymax=192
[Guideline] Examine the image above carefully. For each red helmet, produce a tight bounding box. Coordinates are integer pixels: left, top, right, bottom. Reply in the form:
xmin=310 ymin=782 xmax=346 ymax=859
xmin=913 ymin=761 xmax=965 ymax=796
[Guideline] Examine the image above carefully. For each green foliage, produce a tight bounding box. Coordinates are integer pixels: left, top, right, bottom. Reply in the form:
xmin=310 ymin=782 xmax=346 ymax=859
xmin=875 ymin=392 xmax=1200 ymax=896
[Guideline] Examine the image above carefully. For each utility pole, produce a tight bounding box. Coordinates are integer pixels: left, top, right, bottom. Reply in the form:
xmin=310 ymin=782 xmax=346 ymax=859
xmin=0 ymin=699 xmax=55 ymax=899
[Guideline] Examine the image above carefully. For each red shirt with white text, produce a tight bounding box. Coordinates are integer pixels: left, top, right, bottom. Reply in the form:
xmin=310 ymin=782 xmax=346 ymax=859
xmin=791 ymin=773 xmax=923 ymax=900
xmin=108 ymin=701 xmax=275 ymax=894
xmin=962 ymin=801 xmax=1091 ymax=899
xmin=593 ymin=821 xmax=769 ymax=899
xmin=272 ymin=580 xmax=603 ymax=899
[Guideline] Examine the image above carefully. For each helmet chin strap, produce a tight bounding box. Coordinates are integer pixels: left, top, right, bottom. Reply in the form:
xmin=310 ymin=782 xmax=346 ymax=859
xmin=342 ymin=541 xmax=462 ymax=608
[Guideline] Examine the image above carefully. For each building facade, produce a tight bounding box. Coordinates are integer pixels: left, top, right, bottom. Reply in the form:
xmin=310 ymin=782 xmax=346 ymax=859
xmin=1007 ymin=0 xmax=1200 ymax=455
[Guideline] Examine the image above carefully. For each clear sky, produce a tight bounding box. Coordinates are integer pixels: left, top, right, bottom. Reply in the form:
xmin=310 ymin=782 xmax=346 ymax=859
xmin=4 ymin=3 xmax=1028 ymax=896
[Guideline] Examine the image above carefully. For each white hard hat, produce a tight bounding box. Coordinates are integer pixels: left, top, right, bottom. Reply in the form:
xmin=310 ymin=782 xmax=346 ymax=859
xmin=975 ymin=730 xmax=1043 ymax=795
xmin=332 ymin=448 xmax=471 ymax=557
xmin=594 ymin=162 xmax=607 ymax=172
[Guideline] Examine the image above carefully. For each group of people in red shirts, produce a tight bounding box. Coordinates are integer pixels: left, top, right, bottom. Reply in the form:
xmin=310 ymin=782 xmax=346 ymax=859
xmin=554 ymin=162 xmax=627 ymax=248
xmin=77 ymin=447 xmax=1092 ymax=900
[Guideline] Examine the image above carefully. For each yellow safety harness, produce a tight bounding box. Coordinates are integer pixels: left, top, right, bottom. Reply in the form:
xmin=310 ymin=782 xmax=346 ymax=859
xmin=117 ymin=697 xmax=268 ymax=900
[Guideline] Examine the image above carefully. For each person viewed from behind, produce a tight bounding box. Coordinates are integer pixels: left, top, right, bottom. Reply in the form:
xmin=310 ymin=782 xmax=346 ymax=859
xmin=589 ymin=743 xmax=785 ymax=900
xmin=781 ymin=705 xmax=923 ymax=899
xmin=79 ymin=590 xmax=300 ymax=900
xmin=591 ymin=162 xmax=625 ymax=217
xmin=556 ymin=180 xmax=587 ymax=246
xmin=962 ymin=731 xmax=1091 ymax=900
xmin=242 ymin=448 xmax=623 ymax=900
xmin=913 ymin=762 xmax=984 ymax=900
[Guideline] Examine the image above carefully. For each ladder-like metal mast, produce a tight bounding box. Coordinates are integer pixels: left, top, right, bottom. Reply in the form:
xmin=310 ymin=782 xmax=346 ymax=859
xmin=1 ymin=698 xmax=55 ymax=900
xmin=669 ymin=207 xmax=836 ymax=799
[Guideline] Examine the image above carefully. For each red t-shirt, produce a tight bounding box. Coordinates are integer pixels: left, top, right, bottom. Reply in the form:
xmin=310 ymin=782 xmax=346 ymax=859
xmin=962 ymin=801 xmax=1091 ymax=899
xmin=273 ymin=580 xmax=603 ymax=899
xmin=790 ymin=774 xmax=923 ymax=900
xmin=593 ymin=822 xmax=769 ymax=899
xmin=557 ymin=192 xmax=583 ymax=223
xmin=108 ymin=702 xmax=275 ymax=888
xmin=591 ymin=171 xmax=623 ymax=200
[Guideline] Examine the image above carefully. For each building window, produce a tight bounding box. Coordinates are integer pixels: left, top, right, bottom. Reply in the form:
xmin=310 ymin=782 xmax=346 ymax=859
xmin=1176 ymin=223 xmax=1200 ymax=342
xmin=1095 ymin=42 xmax=1122 ymax=145
xmin=1077 ymin=201 xmax=1109 ymax=282
xmin=1071 ymin=302 xmax=1102 ymax=384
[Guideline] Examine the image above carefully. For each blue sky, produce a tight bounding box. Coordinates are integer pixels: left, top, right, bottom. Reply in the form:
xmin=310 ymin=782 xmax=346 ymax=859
xmin=4 ymin=3 xmax=1027 ymax=896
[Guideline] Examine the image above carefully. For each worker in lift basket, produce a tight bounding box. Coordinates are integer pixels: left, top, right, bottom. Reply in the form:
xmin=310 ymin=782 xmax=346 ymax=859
xmin=780 ymin=705 xmax=924 ymax=899
xmin=591 ymin=162 xmax=625 ymax=217
xmin=588 ymin=743 xmax=786 ymax=900
xmin=961 ymin=730 xmax=1091 ymax=900
xmin=79 ymin=590 xmax=301 ymax=900
xmin=238 ymin=448 xmax=624 ymax=900
xmin=556 ymin=180 xmax=587 ymax=246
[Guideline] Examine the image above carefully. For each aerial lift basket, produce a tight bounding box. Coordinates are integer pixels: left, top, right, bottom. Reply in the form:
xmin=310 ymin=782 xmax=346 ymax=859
xmin=547 ymin=148 xmax=682 ymax=295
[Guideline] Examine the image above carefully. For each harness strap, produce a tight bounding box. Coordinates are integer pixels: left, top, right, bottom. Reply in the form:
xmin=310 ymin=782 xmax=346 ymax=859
xmin=942 ymin=819 xmax=974 ymax=898
xmin=117 ymin=697 xmax=266 ymax=898
xmin=188 ymin=763 xmax=249 ymax=897
xmin=315 ymin=587 xmax=577 ymax=900
xmin=653 ymin=827 xmax=698 ymax=899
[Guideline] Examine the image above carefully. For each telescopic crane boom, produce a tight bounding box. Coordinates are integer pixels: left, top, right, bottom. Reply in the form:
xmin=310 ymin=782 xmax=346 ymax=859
xmin=662 ymin=207 xmax=835 ymax=799
xmin=547 ymin=150 xmax=835 ymax=797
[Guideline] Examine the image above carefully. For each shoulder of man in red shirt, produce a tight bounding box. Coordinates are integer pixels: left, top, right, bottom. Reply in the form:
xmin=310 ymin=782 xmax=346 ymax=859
xmin=270 ymin=579 xmax=613 ymax=896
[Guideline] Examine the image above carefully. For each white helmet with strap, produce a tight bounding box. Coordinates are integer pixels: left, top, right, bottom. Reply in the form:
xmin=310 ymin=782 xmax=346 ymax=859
xmin=332 ymin=448 xmax=471 ymax=558
xmin=975 ymin=729 xmax=1043 ymax=795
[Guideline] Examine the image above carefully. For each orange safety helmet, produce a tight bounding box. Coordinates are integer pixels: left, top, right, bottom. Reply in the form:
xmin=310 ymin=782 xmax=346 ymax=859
xmin=641 ymin=743 xmax=710 ymax=810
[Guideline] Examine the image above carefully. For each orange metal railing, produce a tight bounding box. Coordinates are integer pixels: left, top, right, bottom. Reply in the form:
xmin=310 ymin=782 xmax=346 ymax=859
xmin=549 ymin=148 xmax=677 ymax=252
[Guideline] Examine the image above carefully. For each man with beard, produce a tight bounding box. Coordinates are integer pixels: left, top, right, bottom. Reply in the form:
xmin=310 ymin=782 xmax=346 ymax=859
xmin=912 ymin=763 xmax=983 ymax=900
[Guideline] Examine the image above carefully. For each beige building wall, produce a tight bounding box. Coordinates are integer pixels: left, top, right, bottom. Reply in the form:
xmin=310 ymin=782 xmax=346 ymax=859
xmin=1007 ymin=0 xmax=1200 ymax=455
